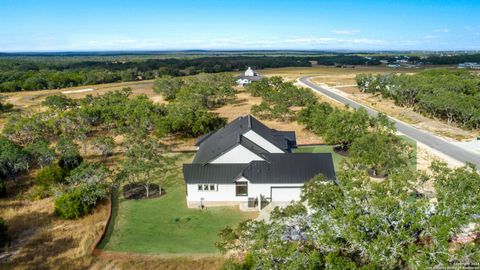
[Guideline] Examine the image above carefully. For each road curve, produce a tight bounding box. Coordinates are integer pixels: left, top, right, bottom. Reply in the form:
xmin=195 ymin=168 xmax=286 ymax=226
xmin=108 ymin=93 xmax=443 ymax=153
xmin=299 ymin=76 xmax=480 ymax=167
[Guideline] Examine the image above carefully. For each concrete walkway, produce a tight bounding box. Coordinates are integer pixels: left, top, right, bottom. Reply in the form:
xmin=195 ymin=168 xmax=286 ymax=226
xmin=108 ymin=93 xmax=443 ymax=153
xmin=256 ymin=202 xmax=289 ymax=222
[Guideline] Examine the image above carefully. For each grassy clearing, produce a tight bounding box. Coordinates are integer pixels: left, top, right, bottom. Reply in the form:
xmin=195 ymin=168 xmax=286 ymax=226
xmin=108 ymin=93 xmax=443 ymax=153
xmin=293 ymin=145 xmax=346 ymax=172
xmin=98 ymin=153 xmax=256 ymax=254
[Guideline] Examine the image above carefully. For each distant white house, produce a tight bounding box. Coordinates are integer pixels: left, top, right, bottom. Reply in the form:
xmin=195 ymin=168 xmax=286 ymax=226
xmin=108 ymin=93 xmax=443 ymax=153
xmin=387 ymin=64 xmax=401 ymax=68
xmin=236 ymin=67 xmax=262 ymax=86
xmin=183 ymin=115 xmax=336 ymax=209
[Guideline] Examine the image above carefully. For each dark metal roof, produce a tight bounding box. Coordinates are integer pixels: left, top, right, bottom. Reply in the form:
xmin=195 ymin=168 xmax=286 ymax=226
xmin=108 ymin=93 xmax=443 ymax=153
xmin=195 ymin=131 xmax=214 ymax=146
xmin=183 ymin=153 xmax=336 ymax=184
xmin=239 ymin=136 xmax=270 ymax=157
xmin=244 ymin=153 xmax=336 ymax=183
xmin=249 ymin=116 xmax=295 ymax=151
xmin=192 ymin=115 xmax=296 ymax=164
xmin=183 ymin=164 xmax=249 ymax=184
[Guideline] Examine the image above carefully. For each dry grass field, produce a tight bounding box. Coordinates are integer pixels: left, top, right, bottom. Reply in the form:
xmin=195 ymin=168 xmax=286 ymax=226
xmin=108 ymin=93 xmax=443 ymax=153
xmin=0 ymin=195 xmax=109 ymax=270
xmin=260 ymin=65 xmax=422 ymax=83
xmin=2 ymin=80 xmax=157 ymax=109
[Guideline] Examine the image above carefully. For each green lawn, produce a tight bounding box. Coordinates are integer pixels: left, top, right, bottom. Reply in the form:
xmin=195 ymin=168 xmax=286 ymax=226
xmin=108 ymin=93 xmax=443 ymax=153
xmin=293 ymin=145 xmax=347 ymax=172
xmin=98 ymin=153 xmax=256 ymax=254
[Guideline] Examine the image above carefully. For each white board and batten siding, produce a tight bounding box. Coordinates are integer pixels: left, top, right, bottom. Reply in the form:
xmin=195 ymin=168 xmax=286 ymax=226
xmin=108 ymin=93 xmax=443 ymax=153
xmin=186 ymin=183 xmax=246 ymax=203
xmin=186 ymin=176 xmax=304 ymax=204
xmin=243 ymin=130 xmax=284 ymax=153
xmin=210 ymin=144 xmax=264 ymax=164
xmin=271 ymin=187 xmax=303 ymax=202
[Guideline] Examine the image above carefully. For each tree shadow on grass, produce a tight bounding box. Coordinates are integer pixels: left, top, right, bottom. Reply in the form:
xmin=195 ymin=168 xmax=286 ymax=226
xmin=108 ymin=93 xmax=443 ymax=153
xmin=3 ymin=210 xmax=54 ymax=243
xmin=8 ymin=234 xmax=77 ymax=270
xmin=0 ymin=210 xmax=78 ymax=269
xmin=96 ymin=187 xmax=119 ymax=250
xmin=230 ymin=98 xmax=248 ymax=107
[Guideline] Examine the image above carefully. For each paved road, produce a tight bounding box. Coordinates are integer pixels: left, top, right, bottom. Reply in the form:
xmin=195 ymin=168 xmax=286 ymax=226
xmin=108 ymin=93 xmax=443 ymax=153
xmin=299 ymin=76 xmax=480 ymax=167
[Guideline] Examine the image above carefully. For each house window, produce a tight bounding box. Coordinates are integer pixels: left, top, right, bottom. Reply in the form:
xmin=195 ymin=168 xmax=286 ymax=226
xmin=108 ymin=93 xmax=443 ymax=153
xmin=198 ymin=184 xmax=216 ymax=191
xmin=236 ymin=182 xmax=248 ymax=196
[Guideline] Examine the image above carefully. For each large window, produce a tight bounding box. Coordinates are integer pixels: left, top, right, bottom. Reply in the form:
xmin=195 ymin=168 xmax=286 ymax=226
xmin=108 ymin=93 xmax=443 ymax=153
xmin=236 ymin=182 xmax=248 ymax=196
xmin=198 ymin=184 xmax=216 ymax=191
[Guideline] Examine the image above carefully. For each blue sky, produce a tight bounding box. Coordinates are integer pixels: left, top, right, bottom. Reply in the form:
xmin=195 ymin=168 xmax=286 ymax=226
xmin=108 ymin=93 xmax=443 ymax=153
xmin=1 ymin=0 xmax=479 ymax=52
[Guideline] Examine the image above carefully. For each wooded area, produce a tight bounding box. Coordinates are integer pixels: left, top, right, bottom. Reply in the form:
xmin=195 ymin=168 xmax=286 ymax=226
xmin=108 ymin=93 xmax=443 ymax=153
xmin=356 ymin=69 xmax=480 ymax=129
xmin=246 ymin=76 xmax=317 ymax=121
xmin=3 ymin=52 xmax=480 ymax=92
xmin=0 ymin=73 xmax=233 ymax=227
xmin=0 ymin=56 xmax=310 ymax=92
xmin=217 ymin=162 xmax=480 ymax=269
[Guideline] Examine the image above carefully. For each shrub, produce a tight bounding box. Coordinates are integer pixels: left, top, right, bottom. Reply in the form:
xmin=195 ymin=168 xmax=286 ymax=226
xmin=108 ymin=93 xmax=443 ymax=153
xmin=28 ymin=184 xmax=53 ymax=200
xmin=54 ymin=187 xmax=92 ymax=219
xmin=58 ymin=154 xmax=83 ymax=172
xmin=55 ymin=161 xmax=110 ymax=219
xmin=42 ymin=94 xmax=77 ymax=110
xmin=36 ymin=164 xmax=67 ymax=186
xmin=0 ymin=217 xmax=9 ymax=247
xmin=270 ymin=202 xmax=306 ymax=219
xmin=349 ymin=132 xmax=411 ymax=176
xmin=0 ymin=136 xmax=30 ymax=182
xmin=56 ymin=137 xmax=82 ymax=171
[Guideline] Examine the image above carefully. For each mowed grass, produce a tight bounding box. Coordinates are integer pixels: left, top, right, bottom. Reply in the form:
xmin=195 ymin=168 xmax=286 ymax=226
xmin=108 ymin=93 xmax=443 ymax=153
xmin=293 ymin=145 xmax=347 ymax=172
xmin=98 ymin=153 xmax=256 ymax=254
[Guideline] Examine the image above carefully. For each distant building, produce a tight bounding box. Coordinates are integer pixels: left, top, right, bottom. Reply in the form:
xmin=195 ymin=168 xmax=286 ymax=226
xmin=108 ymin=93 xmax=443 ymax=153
xmin=244 ymin=66 xmax=256 ymax=76
xmin=236 ymin=67 xmax=262 ymax=86
xmin=387 ymin=64 xmax=401 ymax=68
xmin=458 ymin=62 xmax=480 ymax=69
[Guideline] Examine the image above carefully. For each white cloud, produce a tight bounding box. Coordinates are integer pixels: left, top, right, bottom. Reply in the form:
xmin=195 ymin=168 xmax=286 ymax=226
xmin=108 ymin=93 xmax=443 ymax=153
xmin=433 ymin=28 xmax=449 ymax=33
xmin=331 ymin=30 xmax=360 ymax=35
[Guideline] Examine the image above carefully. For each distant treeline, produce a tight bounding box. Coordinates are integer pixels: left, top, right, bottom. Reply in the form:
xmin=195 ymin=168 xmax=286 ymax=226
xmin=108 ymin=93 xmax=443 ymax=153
xmin=2 ymin=53 xmax=480 ymax=92
xmin=0 ymin=56 xmax=310 ymax=92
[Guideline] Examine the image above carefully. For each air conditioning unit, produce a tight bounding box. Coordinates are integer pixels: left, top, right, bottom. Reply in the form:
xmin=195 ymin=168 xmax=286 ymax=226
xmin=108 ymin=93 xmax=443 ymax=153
xmin=248 ymin=197 xmax=258 ymax=208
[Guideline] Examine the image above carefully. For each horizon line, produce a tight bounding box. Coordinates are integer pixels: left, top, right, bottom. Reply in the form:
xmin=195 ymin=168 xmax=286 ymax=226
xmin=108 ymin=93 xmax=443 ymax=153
xmin=1 ymin=49 xmax=480 ymax=54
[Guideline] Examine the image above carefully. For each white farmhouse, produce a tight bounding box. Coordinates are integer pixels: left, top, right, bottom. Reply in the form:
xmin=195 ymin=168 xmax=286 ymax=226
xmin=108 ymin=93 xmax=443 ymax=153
xmin=236 ymin=67 xmax=262 ymax=86
xmin=244 ymin=66 xmax=256 ymax=77
xmin=183 ymin=115 xmax=336 ymax=208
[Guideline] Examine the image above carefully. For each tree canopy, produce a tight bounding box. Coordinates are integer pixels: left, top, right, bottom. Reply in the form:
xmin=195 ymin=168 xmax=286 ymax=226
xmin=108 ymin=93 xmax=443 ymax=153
xmin=218 ymin=163 xmax=480 ymax=269
xmin=247 ymin=76 xmax=317 ymax=121
xmin=356 ymin=69 xmax=480 ymax=129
